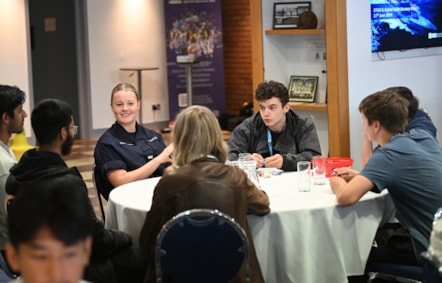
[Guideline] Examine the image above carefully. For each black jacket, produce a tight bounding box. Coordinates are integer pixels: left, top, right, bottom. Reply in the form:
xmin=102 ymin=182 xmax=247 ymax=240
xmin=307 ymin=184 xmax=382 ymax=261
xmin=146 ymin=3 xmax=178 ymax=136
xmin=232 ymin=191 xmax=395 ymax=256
xmin=6 ymin=149 xmax=133 ymax=283
xmin=228 ymin=109 xmax=322 ymax=171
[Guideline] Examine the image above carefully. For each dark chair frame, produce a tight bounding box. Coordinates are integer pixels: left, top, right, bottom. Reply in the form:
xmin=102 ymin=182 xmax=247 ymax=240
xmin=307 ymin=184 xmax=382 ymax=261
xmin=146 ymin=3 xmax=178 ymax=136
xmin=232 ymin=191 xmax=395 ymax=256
xmin=92 ymin=164 xmax=106 ymax=221
xmin=155 ymin=209 xmax=251 ymax=283
xmin=366 ymin=261 xmax=424 ymax=282
xmin=420 ymin=250 xmax=442 ymax=283
xmin=366 ymin=226 xmax=442 ymax=283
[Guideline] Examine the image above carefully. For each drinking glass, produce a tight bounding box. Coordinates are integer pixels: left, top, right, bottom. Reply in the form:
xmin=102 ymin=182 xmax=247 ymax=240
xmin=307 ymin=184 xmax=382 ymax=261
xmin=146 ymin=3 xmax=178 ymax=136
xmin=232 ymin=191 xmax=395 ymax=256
xmin=239 ymin=155 xmax=261 ymax=188
xmin=297 ymin=161 xmax=311 ymax=192
xmin=312 ymin=156 xmax=327 ymax=185
xmin=238 ymin=153 xmax=251 ymax=169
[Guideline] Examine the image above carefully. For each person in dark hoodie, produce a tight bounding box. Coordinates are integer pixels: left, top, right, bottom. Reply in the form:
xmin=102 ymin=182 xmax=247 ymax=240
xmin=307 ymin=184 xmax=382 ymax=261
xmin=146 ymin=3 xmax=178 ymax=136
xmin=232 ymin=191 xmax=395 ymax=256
xmin=6 ymin=99 xmax=146 ymax=283
xmin=386 ymin=86 xmax=437 ymax=138
xmin=5 ymin=177 xmax=94 ymax=283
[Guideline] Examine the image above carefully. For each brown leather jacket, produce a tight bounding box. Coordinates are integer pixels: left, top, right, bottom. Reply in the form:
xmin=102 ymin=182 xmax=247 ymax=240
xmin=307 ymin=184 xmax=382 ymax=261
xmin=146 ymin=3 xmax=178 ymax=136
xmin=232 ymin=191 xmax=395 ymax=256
xmin=139 ymin=158 xmax=270 ymax=283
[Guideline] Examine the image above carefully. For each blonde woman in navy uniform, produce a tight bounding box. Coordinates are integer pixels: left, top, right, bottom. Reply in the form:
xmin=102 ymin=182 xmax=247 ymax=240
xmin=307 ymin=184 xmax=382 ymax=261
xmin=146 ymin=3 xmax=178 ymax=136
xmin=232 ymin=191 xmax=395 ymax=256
xmin=94 ymin=83 xmax=173 ymax=199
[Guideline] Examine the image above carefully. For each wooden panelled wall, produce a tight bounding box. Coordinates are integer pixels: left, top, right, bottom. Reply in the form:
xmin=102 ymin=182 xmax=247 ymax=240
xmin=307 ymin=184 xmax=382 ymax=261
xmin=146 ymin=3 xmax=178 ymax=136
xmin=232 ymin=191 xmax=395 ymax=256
xmin=221 ymin=0 xmax=254 ymax=115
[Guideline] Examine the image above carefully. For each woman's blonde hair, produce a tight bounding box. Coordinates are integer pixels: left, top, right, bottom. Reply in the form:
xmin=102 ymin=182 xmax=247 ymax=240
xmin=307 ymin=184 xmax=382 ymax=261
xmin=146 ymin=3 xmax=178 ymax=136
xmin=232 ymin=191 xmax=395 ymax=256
xmin=172 ymin=105 xmax=227 ymax=167
xmin=110 ymin=83 xmax=140 ymax=103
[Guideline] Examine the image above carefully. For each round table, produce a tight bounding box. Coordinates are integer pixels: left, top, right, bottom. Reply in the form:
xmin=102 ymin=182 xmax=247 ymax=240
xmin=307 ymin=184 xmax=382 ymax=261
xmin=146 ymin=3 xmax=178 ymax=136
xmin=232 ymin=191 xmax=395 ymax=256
xmin=105 ymin=171 xmax=394 ymax=283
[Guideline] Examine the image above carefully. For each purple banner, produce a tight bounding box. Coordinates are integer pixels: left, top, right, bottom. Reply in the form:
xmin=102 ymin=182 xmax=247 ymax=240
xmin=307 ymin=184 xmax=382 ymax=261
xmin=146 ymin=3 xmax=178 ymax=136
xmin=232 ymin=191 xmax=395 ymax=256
xmin=164 ymin=0 xmax=225 ymax=120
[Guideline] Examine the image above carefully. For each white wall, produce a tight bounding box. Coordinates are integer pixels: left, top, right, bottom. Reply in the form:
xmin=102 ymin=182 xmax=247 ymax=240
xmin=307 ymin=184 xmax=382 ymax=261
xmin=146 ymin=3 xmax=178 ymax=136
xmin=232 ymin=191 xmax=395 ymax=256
xmin=86 ymin=1 xmax=169 ymax=129
xmin=0 ymin=0 xmax=32 ymax=136
xmin=347 ymin=1 xmax=442 ymax=169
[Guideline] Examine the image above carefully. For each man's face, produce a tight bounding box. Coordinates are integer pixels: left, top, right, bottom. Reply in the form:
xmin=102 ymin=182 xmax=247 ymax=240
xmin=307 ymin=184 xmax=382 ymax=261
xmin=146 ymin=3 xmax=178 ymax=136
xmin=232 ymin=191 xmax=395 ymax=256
xmin=9 ymin=104 xmax=27 ymax=134
xmin=5 ymin=226 xmax=91 ymax=283
xmin=362 ymin=114 xmax=376 ymax=142
xmin=258 ymin=97 xmax=290 ymax=132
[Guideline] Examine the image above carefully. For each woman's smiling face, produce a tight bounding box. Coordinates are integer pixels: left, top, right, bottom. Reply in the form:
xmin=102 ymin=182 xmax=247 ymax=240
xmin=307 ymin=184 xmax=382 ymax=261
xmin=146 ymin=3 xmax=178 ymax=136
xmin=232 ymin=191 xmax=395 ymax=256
xmin=111 ymin=90 xmax=140 ymax=127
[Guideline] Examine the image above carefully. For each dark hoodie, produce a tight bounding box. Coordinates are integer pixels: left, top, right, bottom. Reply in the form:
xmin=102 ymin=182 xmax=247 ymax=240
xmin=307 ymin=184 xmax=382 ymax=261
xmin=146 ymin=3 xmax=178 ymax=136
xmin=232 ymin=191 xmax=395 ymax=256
xmin=6 ymin=149 xmax=140 ymax=283
xmin=406 ymin=109 xmax=437 ymax=140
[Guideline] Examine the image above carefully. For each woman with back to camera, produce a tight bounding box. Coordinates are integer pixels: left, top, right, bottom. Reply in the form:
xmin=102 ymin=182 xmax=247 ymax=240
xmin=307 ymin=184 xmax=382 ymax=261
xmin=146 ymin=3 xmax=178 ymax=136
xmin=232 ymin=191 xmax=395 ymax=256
xmin=139 ymin=105 xmax=270 ymax=283
xmin=94 ymin=83 xmax=173 ymax=199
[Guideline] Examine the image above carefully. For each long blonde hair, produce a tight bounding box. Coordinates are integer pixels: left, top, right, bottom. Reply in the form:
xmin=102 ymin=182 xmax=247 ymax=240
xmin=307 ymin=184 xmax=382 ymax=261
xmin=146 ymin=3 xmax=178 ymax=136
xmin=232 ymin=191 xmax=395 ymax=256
xmin=172 ymin=105 xmax=227 ymax=168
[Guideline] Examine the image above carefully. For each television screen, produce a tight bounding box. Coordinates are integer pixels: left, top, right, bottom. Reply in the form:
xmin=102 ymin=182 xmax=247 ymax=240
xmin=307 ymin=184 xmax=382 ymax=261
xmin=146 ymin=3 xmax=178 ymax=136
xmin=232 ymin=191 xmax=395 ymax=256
xmin=371 ymin=0 xmax=442 ymax=52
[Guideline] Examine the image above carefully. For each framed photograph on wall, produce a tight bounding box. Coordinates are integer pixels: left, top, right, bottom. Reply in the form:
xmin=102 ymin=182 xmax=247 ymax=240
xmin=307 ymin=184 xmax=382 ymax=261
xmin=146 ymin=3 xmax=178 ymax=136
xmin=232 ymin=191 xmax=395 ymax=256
xmin=273 ymin=2 xmax=312 ymax=29
xmin=288 ymin=75 xmax=318 ymax=103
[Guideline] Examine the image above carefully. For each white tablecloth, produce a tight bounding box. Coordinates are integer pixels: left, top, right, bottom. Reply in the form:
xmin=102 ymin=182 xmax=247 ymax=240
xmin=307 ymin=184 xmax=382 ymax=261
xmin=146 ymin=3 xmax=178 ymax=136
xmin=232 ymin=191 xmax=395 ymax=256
xmin=105 ymin=171 xmax=394 ymax=283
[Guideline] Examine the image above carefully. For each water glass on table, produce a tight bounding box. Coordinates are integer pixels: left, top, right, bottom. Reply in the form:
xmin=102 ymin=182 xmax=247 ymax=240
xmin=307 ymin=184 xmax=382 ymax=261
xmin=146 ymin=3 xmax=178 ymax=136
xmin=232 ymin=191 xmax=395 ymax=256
xmin=238 ymin=153 xmax=251 ymax=169
xmin=312 ymin=156 xmax=327 ymax=185
xmin=239 ymin=154 xmax=261 ymax=188
xmin=297 ymin=161 xmax=311 ymax=192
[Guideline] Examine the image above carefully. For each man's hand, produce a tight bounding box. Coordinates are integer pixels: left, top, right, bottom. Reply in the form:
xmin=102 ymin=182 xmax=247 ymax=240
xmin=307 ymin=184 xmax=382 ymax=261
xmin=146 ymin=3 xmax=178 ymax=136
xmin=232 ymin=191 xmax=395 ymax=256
xmin=335 ymin=167 xmax=359 ymax=182
xmin=262 ymin=154 xmax=283 ymax=169
xmin=251 ymin=153 xmax=264 ymax=168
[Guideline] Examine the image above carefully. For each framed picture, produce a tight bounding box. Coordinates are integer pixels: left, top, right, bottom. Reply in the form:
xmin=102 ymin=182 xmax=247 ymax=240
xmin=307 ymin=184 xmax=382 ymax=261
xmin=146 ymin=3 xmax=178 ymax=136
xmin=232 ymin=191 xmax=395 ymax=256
xmin=273 ymin=2 xmax=312 ymax=29
xmin=288 ymin=75 xmax=318 ymax=102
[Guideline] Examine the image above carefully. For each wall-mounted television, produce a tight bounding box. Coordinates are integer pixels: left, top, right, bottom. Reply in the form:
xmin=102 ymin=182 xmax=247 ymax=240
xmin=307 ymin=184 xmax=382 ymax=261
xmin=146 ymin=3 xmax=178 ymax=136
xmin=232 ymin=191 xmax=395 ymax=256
xmin=371 ymin=0 xmax=442 ymax=52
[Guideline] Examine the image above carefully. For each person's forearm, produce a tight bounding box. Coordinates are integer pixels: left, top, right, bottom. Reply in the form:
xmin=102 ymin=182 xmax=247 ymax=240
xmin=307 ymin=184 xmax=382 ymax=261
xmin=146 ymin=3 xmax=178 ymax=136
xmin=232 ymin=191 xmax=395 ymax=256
xmin=331 ymin=175 xmax=372 ymax=206
xmin=108 ymin=158 xmax=162 ymax=187
xmin=361 ymin=137 xmax=373 ymax=167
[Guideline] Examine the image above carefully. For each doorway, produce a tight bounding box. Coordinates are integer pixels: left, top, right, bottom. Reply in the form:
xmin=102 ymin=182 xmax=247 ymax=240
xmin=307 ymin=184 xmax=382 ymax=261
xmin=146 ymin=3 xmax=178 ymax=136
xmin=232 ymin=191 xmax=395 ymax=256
xmin=28 ymin=0 xmax=80 ymax=137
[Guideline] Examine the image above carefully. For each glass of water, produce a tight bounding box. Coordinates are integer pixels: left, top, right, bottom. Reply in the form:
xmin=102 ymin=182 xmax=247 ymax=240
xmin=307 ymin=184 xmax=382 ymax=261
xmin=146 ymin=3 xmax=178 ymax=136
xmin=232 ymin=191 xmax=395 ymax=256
xmin=239 ymin=155 xmax=261 ymax=188
xmin=297 ymin=161 xmax=311 ymax=192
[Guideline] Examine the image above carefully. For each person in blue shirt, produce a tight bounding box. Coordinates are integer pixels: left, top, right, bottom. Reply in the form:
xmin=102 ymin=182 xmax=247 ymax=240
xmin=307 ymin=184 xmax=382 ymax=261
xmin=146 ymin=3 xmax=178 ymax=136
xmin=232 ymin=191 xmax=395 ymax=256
xmin=94 ymin=83 xmax=173 ymax=199
xmin=331 ymin=90 xmax=442 ymax=269
xmin=361 ymin=86 xmax=437 ymax=166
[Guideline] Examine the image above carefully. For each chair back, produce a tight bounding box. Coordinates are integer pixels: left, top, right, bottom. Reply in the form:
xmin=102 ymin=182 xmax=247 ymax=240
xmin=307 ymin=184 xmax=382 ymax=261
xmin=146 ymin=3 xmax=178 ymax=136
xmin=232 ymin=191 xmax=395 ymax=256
xmin=155 ymin=209 xmax=251 ymax=283
xmin=92 ymin=164 xmax=107 ymax=221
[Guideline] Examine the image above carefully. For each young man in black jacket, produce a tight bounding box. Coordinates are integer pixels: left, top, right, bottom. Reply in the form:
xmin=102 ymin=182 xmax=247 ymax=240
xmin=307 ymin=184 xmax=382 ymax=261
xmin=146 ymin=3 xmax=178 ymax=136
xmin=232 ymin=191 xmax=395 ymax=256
xmin=228 ymin=80 xmax=321 ymax=170
xmin=6 ymin=99 xmax=146 ymax=283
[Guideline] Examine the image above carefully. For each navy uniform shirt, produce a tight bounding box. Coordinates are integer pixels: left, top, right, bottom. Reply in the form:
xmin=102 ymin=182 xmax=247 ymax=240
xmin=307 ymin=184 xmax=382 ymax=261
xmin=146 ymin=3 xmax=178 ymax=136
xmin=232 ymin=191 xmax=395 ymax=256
xmin=94 ymin=122 xmax=170 ymax=197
